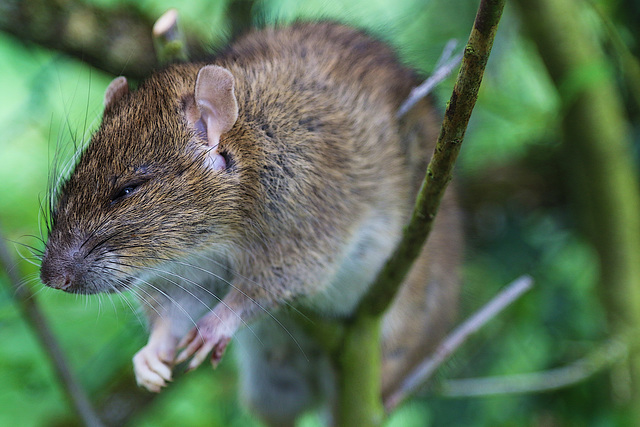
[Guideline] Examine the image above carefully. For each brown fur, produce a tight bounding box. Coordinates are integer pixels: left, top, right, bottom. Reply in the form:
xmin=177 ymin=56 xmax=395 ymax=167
xmin=40 ymin=22 xmax=462 ymax=423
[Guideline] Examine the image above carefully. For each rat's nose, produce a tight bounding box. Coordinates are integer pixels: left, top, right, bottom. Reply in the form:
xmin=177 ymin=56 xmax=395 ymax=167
xmin=40 ymin=243 xmax=85 ymax=292
xmin=40 ymin=258 xmax=75 ymax=291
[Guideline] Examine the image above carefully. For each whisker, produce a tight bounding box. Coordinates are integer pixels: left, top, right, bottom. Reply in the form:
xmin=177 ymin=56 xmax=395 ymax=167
xmin=14 ymin=236 xmax=45 ymax=251
xmin=114 ymin=261 xmax=221 ymax=313
xmin=36 ymin=195 xmax=48 ymax=242
xmin=117 ymin=252 xmax=287 ymax=310
xmin=111 ymin=259 xmax=261 ymax=346
xmin=30 ymin=283 xmax=50 ymax=299
xmin=81 ymin=71 xmax=91 ymax=153
xmin=91 ymin=244 xmax=310 ymax=324
xmin=12 ymin=246 xmax=44 ymax=267
xmin=18 ymin=257 xmax=42 ymax=268
xmin=11 ymin=241 xmax=45 ymax=265
xmin=190 ymin=251 xmax=312 ymax=322
xmin=83 ymin=228 xmax=126 ymax=257
xmin=97 ymin=290 xmax=104 ymax=318
xmin=13 ymin=273 xmax=43 ymax=299
xmin=113 ymin=258 xmax=310 ymax=358
xmin=100 ymin=264 xmax=166 ymax=314
xmin=125 ymin=285 xmax=163 ymax=322
xmin=140 ymin=251 xmax=313 ymax=327
xmin=111 ymin=280 xmax=149 ymax=327
xmin=110 ymin=274 xmax=165 ymax=330
xmin=102 ymin=263 xmax=202 ymax=336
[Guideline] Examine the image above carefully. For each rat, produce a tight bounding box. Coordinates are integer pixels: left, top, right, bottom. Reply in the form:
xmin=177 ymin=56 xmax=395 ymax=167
xmin=39 ymin=22 xmax=462 ymax=426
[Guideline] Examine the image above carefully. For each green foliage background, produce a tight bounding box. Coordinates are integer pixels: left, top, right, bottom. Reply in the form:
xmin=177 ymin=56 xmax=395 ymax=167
xmin=0 ymin=0 xmax=637 ymax=425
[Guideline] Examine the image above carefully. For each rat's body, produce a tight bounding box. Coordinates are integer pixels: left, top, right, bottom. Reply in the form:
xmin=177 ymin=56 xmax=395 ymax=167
xmin=40 ymin=22 xmax=461 ymax=425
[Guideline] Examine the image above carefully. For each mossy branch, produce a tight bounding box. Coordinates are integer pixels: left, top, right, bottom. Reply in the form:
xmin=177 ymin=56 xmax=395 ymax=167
xmin=357 ymin=0 xmax=506 ymax=317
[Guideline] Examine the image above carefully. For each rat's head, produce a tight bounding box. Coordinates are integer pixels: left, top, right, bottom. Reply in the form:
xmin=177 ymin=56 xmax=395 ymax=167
xmin=40 ymin=65 xmax=244 ymax=294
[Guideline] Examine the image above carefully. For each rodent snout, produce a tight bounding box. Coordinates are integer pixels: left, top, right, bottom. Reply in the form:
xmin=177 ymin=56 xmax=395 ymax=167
xmin=39 ymin=238 xmax=100 ymax=293
xmin=40 ymin=266 xmax=73 ymax=291
xmin=40 ymin=247 xmax=82 ymax=292
xmin=40 ymin=234 xmax=131 ymax=295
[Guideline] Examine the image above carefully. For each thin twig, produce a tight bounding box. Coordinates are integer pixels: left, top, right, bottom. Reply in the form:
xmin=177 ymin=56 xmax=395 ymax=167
xmin=0 ymin=225 xmax=105 ymax=427
xmin=385 ymin=275 xmax=534 ymax=410
xmin=439 ymin=332 xmax=629 ymax=397
xmin=397 ymin=40 xmax=463 ymax=118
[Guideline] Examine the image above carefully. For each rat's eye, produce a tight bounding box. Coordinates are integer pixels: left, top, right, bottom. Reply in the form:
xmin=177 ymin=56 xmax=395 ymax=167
xmin=111 ymin=182 xmax=143 ymax=203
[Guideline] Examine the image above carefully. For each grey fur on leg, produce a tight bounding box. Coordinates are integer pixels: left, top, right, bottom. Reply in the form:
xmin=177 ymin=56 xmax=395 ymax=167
xmin=234 ymin=313 xmax=335 ymax=427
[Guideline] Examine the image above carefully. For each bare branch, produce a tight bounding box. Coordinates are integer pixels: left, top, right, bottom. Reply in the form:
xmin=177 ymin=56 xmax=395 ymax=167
xmin=439 ymin=332 xmax=629 ymax=397
xmin=397 ymin=40 xmax=463 ymax=118
xmin=385 ymin=275 xmax=534 ymax=410
xmin=0 ymin=225 xmax=105 ymax=427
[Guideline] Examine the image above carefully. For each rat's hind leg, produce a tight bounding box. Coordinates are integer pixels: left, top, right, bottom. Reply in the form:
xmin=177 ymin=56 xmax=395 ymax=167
xmin=234 ymin=313 xmax=335 ymax=427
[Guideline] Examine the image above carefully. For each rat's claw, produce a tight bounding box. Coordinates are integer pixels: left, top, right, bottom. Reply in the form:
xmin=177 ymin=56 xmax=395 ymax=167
xmin=186 ymin=336 xmax=231 ymax=371
xmin=133 ymin=345 xmax=173 ymax=392
xmin=176 ymin=301 xmax=240 ymax=371
xmin=186 ymin=341 xmax=216 ymax=372
xmin=177 ymin=328 xmax=197 ymax=350
xmin=149 ymin=354 xmax=173 ymax=380
xmin=210 ymin=337 xmax=231 ymax=368
xmin=175 ymin=329 xmax=202 ymax=365
xmin=176 ymin=325 xmax=232 ymax=371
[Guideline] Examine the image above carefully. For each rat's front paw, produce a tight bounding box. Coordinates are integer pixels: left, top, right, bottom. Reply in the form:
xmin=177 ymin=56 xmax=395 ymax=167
xmin=175 ymin=312 xmax=233 ymax=372
xmin=133 ymin=342 xmax=175 ymax=393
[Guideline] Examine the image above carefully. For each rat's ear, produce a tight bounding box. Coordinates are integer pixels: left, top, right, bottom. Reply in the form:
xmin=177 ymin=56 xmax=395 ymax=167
xmin=104 ymin=76 xmax=129 ymax=113
xmin=189 ymin=65 xmax=238 ymax=171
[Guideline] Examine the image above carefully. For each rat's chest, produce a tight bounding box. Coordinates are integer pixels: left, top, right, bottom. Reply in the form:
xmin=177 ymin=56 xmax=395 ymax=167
xmin=299 ymin=208 xmax=404 ymax=316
